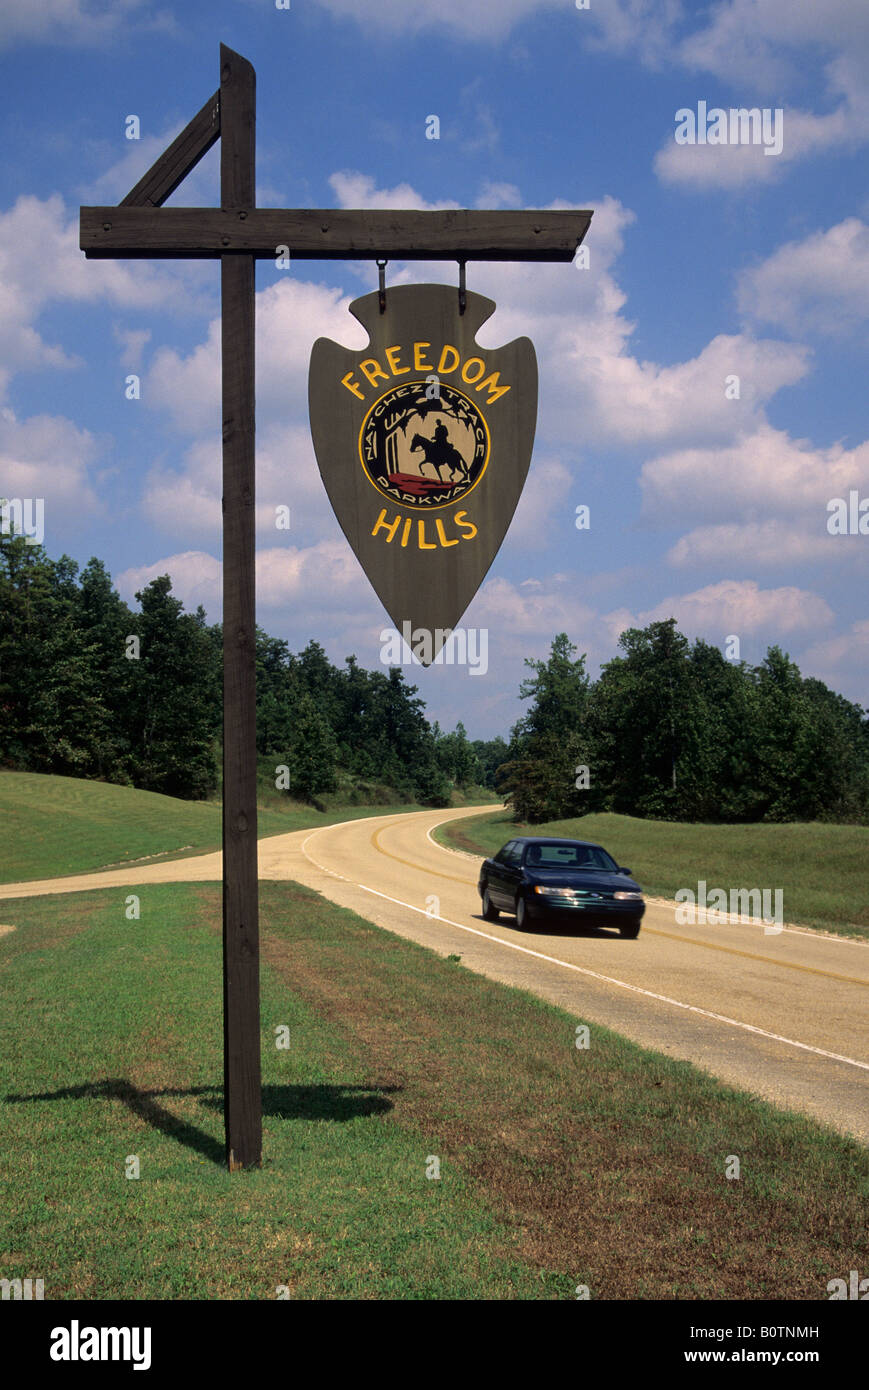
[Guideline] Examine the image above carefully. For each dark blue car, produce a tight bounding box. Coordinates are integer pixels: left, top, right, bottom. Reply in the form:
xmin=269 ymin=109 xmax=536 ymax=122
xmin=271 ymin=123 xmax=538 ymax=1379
xmin=478 ymin=836 xmax=645 ymax=937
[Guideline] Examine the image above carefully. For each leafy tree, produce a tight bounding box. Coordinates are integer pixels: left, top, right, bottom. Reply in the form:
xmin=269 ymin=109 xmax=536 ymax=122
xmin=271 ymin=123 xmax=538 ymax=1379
xmin=286 ymin=689 xmax=339 ymax=801
xmin=471 ymin=735 xmax=509 ymax=790
xmin=125 ymin=575 xmax=217 ymax=798
xmin=435 ymin=721 xmax=481 ymax=788
xmin=498 ymin=634 xmax=592 ymax=821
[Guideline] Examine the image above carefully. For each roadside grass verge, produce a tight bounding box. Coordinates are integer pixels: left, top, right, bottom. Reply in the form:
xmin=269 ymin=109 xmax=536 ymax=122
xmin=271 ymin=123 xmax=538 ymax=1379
xmin=0 ymin=771 xmax=423 ymax=884
xmin=436 ymin=809 xmax=869 ymax=940
xmin=1 ymin=881 xmax=865 ymax=1298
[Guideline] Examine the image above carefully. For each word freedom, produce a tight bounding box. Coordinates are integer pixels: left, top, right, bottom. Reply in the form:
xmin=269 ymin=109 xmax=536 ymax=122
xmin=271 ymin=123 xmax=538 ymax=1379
xmin=380 ymin=622 xmax=488 ymax=675
xmin=340 ymin=340 xmax=511 ymax=406
xmin=674 ymin=102 xmax=783 ymax=156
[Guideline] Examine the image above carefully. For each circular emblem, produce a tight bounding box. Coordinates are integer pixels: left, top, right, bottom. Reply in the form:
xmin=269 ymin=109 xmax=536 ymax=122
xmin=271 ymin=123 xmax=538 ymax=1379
xmin=358 ymin=379 xmax=489 ymax=510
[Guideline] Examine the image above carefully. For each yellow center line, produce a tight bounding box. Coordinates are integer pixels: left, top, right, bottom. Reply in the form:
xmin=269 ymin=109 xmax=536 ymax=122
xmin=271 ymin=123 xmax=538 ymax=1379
xmin=642 ymin=925 xmax=867 ymax=987
xmin=369 ymin=824 xmax=869 ymax=989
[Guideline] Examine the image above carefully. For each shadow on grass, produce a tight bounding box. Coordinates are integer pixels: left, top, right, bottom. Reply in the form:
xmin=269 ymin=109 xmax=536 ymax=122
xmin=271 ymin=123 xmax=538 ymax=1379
xmin=5 ymin=1079 xmax=400 ymax=1166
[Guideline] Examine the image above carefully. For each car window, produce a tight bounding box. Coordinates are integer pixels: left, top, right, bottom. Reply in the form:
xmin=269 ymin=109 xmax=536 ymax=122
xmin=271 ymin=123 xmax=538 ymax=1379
xmin=528 ymin=843 xmax=619 ymax=870
xmin=495 ymin=841 xmax=516 ymax=865
xmin=505 ymin=842 xmax=524 ymax=867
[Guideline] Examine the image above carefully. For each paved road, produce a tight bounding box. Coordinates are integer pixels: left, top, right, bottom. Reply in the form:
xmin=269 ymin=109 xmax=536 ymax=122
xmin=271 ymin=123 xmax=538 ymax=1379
xmin=2 ymin=804 xmax=867 ymax=1142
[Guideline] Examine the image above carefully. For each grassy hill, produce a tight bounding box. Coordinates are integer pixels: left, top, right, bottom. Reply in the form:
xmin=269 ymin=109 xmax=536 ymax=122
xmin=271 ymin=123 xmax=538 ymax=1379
xmin=437 ymin=809 xmax=869 ymax=939
xmin=0 ymin=771 xmax=427 ymax=884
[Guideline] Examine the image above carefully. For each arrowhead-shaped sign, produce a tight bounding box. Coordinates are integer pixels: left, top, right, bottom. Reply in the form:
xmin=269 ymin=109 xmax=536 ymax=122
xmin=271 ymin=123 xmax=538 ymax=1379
xmin=309 ymin=283 xmax=537 ymax=656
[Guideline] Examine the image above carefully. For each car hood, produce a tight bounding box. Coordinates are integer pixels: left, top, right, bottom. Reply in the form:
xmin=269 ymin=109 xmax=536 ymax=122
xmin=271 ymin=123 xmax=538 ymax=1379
xmin=525 ymin=869 xmax=642 ymax=894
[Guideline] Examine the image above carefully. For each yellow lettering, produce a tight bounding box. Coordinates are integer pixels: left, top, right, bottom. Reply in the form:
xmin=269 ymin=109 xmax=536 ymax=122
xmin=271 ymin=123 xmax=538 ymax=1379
xmin=461 ymin=357 xmax=486 ymax=385
xmin=476 ymin=370 xmax=511 ymax=405
xmin=437 ymin=344 xmax=460 ymax=375
xmin=341 ymin=371 xmax=364 ymax=400
xmin=435 ymin=519 xmax=459 ymax=548
xmin=385 ymin=345 xmax=409 ymax=376
xmin=453 ymin=510 xmax=477 ymax=540
xmin=400 ymin=518 xmax=412 ymax=548
xmin=359 ymin=357 xmax=388 ymax=387
xmin=372 ymin=509 xmax=401 ymax=542
xmin=417 ymin=520 xmax=437 ymax=550
xmin=413 ymin=341 xmax=433 ymax=371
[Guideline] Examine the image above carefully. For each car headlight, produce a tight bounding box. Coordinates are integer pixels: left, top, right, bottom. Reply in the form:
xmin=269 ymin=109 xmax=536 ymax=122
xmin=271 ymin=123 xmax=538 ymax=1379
xmin=613 ymin=891 xmax=643 ymax=900
xmin=534 ymin=886 xmax=566 ymax=895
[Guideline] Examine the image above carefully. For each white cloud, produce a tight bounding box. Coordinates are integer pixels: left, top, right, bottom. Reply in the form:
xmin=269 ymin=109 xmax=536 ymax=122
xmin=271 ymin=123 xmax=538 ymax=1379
xmin=0 ymin=407 xmax=103 ymax=520
xmin=113 ymin=326 xmax=151 ymax=370
xmin=116 ymin=540 xmax=374 ymax=617
xmin=588 ymin=1 xmax=869 ymax=188
xmin=568 ymin=332 xmax=808 ymax=450
xmin=675 ymin=2 xmax=869 ymax=89
xmin=584 ymin=0 xmax=685 ymax=69
xmin=141 ymin=421 xmax=338 ymax=544
xmin=328 ymin=171 xmax=459 ymax=212
xmin=0 ymin=0 xmax=141 ymax=49
xmin=116 ymin=550 xmax=221 ymax=611
xmin=801 ymin=618 xmax=869 ymax=691
xmin=641 ymin=426 xmax=869 ymax=526
xmin=0 ymin=194 xmax=203 ymax=399
xmin=507 ymin=455 xmax=575 ymax=549
xmin=604 ymin=579 xmax=834 ymax=642
xmin=147 ymin=276 xmax=367 ymax=435
xmin=475 ymin=181 xmax=523 ymax=210
xmin=737 ymin=218 xmax=869 ymax=336
xmin=314 ymin=0 xmax=569 ymax=41
xmin=666 ymin=520 xmax=852 ymax=571
xmin=475 ymin=573 xmax=593 ymax=636
xmin=654 ymin=137 xmax=790 ymax=191
xmin=654 ymin=98 xmax=865 ymax=191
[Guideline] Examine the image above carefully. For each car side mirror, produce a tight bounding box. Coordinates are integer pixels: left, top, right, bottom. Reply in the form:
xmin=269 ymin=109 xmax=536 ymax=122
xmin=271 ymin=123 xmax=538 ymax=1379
xmin=619 ymin=867 xmax=631 ymax=875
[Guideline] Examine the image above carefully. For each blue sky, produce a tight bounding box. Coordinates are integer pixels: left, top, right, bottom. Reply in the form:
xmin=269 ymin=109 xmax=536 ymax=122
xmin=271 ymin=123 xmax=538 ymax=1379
xmin=2 ymin=0 xmax=868 ymax=738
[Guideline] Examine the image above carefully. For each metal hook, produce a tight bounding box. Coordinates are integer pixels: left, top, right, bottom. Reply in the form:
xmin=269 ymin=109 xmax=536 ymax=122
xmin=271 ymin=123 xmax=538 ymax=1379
xmin=458 ymin=259 xmax=467 ymax=315
xmin=377 ymin=258 xmax=387 ymax=314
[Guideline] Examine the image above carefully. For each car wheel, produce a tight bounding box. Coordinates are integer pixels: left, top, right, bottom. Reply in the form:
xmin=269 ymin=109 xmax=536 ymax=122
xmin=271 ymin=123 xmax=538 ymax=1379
xmin=515 ymin=894 xmax=528 ymax=930
xmin=481 ymin=888 xmax=500 ymax=921
xmin=619 ymin=919 xmax=641 ymax=939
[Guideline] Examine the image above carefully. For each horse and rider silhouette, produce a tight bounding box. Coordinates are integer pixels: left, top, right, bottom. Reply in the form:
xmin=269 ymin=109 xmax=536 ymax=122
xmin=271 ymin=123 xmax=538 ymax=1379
xmin=410 ymin=418 xmax=470 ymax=485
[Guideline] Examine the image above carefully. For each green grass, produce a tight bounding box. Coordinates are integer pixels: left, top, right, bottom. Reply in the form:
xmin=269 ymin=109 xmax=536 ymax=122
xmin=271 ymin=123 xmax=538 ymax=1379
xmin=436 ymin=809 xmax=869 ymax=939
xmin=0 ymin=771 xmax=424 ymax=884
xmin=0 ymin=882 xmax=865 ymax=1298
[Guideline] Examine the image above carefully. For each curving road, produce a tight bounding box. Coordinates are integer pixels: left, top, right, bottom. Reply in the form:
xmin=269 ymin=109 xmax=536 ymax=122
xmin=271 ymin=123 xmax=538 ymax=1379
xmin=2 ymin=804 xmax=867 ymax=1142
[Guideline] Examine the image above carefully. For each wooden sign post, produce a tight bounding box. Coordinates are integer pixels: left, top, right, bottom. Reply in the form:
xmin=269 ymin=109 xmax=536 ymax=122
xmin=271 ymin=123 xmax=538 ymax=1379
xmin=80 ymin=44 xmax=591 ymax=1171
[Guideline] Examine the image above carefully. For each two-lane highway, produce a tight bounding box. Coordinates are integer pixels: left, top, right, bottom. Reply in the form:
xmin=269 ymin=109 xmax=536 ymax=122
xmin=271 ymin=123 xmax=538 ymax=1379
xmin=2 ymin=803 xmax=866 ymax=1141
xmin=293 ymin=807 xmax=869 ymax=1143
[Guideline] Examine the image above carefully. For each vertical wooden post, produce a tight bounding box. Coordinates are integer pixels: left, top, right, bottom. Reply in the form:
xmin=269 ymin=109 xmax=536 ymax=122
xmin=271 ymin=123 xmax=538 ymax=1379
xmin=220 ymin=43 xmax=261 ymax=1169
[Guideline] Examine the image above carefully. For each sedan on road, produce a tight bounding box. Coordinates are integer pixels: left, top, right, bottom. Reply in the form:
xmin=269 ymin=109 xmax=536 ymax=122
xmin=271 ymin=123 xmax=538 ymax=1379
xmin=478 ymin=837 xmax=645 ymax=937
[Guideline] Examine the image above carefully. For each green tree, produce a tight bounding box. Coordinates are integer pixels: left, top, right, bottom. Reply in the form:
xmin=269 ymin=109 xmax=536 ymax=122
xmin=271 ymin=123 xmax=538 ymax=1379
xmin=286 ymin=689 xmax=339 ymax=801
xmin=435 ymin=721 xmax=481 ymax=788
xmin=498 ymin=634 xmax=592 ymax=821
xmin=125 ymin=575 xmax=217 ymax=798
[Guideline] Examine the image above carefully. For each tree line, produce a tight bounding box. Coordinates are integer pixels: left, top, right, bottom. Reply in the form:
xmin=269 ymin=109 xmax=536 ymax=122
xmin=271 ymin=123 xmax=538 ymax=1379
xmin=498 ymin=625 xmax=869 ymax=824
xmin=0 ymin=534 xmax=484 ymax=805
xmin=3 ymin=533 xmax=866 ymax=823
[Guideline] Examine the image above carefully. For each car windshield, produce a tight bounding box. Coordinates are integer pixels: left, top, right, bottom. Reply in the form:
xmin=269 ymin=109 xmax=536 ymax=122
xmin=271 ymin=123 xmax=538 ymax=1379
xmin=523 ymin=842 xmax=619 ymax=871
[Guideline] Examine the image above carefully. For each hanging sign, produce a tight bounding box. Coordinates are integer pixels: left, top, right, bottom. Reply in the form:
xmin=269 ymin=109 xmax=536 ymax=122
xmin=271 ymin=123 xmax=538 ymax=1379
xmin=308 ymin=282 xmax=537 ymax=651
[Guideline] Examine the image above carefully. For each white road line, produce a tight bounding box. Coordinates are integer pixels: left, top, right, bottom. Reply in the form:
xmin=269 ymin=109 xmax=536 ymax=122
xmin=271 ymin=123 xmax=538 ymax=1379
xmin=423 ymin=814 xmax=869 ymax=948
xmin=300 ymin=827 xmax=869 ymax=1074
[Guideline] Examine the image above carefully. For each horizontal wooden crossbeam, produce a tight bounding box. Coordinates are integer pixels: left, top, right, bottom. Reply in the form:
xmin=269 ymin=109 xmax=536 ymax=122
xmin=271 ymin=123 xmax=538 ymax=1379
xmin=80 ymin=207 xmax=592 ymax=261
xmin=120 ymin=91 xmax=221 ymax=208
